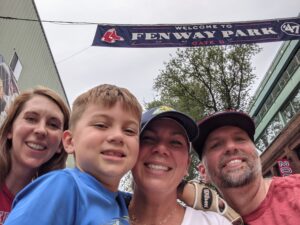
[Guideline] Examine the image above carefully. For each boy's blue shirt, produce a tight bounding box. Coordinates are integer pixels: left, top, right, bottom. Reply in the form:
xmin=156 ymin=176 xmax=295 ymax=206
xmin=4 ymin=168 xmax=130 ymax=225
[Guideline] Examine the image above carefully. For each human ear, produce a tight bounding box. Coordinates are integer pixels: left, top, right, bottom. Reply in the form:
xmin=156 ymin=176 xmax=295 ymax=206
xmin=7 ymin=128 xmax=13 ymax=140
xmin=183 ymin=155 xmax=192 ymax=177
xmin=62 ymin=130 xmax=75 ymax=154
xmin=198 ymin=163 xmax=211 ymax=183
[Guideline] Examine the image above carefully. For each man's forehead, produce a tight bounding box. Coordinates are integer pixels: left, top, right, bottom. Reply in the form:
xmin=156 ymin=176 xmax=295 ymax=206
xmin=206 ymin=125 xmax=249 ymax=141
xmin=201 ymin=125 xmax=254 ymax=159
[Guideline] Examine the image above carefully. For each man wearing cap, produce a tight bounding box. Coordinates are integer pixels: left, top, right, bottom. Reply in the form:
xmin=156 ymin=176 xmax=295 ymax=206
xmin=190 ymin=110 xmax=300 ymax=225
xmin=128 ymin=106 xmax=231 ymax=225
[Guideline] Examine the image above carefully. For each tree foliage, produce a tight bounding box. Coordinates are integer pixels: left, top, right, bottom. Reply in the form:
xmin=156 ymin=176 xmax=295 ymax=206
xmin=151 ymin=44 xmax=261 ymax=120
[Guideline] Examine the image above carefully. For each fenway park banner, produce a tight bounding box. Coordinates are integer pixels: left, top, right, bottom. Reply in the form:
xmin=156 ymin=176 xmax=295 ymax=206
xmin=92 ymin=17 xmax=300 ymax=48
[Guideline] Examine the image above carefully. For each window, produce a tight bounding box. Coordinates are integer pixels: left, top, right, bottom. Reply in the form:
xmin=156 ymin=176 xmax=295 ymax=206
xmin=282 ymin=103 xmax=295 ymax=124
xmin=256 ymin=86 xmax=300 ymax=150
xmin=254 ymin=49 xmax=299 ymax=128
xmin=296 ymin=48 xmax=300 ymax=64
xmin=264 ymin=114 xmax=284 ymax=144
xmin=278 ymin=73 xmax=288 ymax=88
xmin=281 ymin=87 xmax=300 ymax=124
xmin=265 ymin=95 xmax=273 ymax=109
xmin=271 ymin=84 xmax=281 ymax=99
xmin=287 ymin=58 xmax=298 ymax=76
xmin=9 ymin=52 xmax=22 ymax=80
xmin=291 ymin=89 xmax=300 ymax=113
xmin=255 ymin=137 xmax=267 ymax=152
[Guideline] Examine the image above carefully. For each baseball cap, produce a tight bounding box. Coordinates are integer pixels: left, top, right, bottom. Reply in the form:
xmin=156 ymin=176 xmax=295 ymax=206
xmin=192 ymin=110 xmax=255 ymax=159
xmin=141 ymin=106 xmax=199 ymax=143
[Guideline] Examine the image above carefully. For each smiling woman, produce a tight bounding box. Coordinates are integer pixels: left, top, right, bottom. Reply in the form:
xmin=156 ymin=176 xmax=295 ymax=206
xmin=129 ymin=106 xmax=232 ymax=225
xmin=0 ymin=86 xmax=70 ymax=224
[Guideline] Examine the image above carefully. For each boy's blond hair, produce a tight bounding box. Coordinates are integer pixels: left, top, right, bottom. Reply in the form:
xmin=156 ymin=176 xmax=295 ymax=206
xmin=69 ymin=84 xmax=142 ymax=130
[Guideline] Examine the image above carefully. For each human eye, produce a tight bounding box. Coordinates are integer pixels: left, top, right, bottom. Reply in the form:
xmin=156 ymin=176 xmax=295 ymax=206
xmin=48 ymin=119 xmax=62 ymax=130
xmin=24 ymin=113 xmax=37 ymax=123
xmin=236 ymin=138 xmax=247 ymax=145
xmin=208 ymin=141 xmax=222 ymax=150
xmin=140 ymin=134 xmax=156 ymax=144
xmin=170 ymin=139 xmax=184 ymax=148
xmin=124 ymin=127 xmax=138 ymax=136
xmin=93 ymin=122 xmax=108 ymax=129
xmin=237 ymin=137 xmax=245 ymax=141
xmin=235 ymin=135 xmax=247 ymax=142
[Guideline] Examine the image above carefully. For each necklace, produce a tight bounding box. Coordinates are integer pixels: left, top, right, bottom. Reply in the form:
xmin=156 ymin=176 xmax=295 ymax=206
xmin=129 ymin=204 xmax=179 ymax=225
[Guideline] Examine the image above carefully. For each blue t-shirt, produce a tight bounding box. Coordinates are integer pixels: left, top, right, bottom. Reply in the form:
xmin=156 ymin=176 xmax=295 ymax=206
xmin=4 ymin=168 xmax=129 ymax=225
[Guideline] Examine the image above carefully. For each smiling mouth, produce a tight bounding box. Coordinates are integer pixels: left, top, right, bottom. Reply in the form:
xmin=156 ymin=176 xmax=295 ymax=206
xmin=26 ymin=142 xmax=46 ymax=151
xmin=102 ymin=151 xmax=125 ymax=158
xmin=222 ymin=159 xmax=245 ymax=168
xmin=145 ymin=163 xmax=170 ymax=171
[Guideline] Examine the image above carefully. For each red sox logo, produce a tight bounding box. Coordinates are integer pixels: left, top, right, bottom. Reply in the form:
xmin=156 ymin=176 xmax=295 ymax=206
xmin=101 ymin=28 xmax=124 ymax=43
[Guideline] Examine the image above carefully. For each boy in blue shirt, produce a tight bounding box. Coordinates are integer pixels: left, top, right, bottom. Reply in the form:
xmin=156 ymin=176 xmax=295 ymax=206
xmin=5 ymin=84 xmax=142 ymax=225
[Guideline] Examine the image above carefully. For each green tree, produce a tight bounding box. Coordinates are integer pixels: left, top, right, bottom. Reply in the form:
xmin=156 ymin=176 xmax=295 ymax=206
xmin=151 ymin=44 xmax=261 ymax=120
xmin=144 ymin=99 xmax=164 ymax=109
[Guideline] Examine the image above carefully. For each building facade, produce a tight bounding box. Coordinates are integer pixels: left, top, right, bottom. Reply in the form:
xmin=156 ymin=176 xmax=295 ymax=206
xmin=0 ymin=0 xmax=68 ymax=104
xmin=248 ymin=39 xmax=300 ymax=176
xmin=0 ymin=0 xmax=74 ymax=166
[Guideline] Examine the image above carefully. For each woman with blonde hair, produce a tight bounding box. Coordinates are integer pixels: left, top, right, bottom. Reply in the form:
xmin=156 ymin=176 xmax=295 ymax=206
xmin=0 ymin=86 xmax=70 ymax=223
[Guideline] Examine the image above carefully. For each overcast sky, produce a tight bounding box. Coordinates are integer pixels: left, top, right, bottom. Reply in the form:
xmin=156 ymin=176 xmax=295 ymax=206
xmin=34 ymin=0 xmax=300 ymax=107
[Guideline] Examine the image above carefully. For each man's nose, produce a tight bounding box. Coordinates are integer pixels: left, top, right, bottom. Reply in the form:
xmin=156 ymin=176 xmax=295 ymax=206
xmin=224 ymin=140 xmax=238 ymax=155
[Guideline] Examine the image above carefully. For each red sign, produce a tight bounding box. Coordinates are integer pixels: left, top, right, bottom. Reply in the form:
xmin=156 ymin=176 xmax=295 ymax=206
xmin=277 ymin=159 xmax=293 ymax=176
